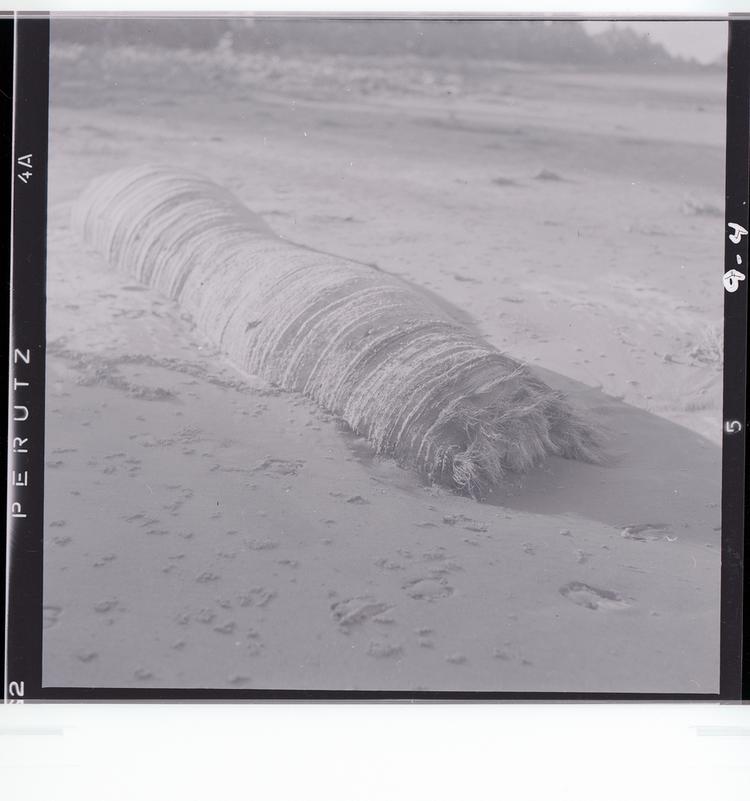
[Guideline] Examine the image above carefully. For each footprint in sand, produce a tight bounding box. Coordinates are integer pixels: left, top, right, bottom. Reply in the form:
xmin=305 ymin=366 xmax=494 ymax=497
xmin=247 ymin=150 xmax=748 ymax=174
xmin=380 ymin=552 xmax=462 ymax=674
xmin=534 ymin=168 xmax=565 ymax=182
xmin=464 ymin=523 xmax=488 ymax=533
xmin=213 ymin=621 xmax=236 ymax=635
xmin=76 ymin=650 xmax=98 ymax=663
xmin=403 ymin=577 xmax=454 ymax=601
xmin=446 ymin=653 xmax=467 ymax=665
xmin=620 ymin=523 xmax=671 ymax=542
xmin=134 ymin=668 xmax=154 ymax=680
xmin=244 ymin=538 xmax=279 ymax=551
xmin=253 ymin=457 xmax=305 ymax=477
xmin=374 ymin=557 xmax=403 ymax=571
xmin=246 ymin=630 xmax=264 ymax=655
xmin=559 ymin=581 xmax=631 ymax=611
xmin=43 ymin=605 xmax=62 ymax=629
xmin=367 ymin=640 xmax=403 ymax=659
xmin=330 ymin=597 xmax=391 ymax=632
xmin=238 ymin=587 xmax=276 ymax=608
xmin=442 ymin=514 xmax=486 ymax=532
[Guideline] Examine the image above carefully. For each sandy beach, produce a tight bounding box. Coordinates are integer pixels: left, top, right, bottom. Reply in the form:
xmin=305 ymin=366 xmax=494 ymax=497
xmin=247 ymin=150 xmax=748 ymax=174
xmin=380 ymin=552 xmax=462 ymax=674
xmin=43 ymin=42 xmax=724 ymax=692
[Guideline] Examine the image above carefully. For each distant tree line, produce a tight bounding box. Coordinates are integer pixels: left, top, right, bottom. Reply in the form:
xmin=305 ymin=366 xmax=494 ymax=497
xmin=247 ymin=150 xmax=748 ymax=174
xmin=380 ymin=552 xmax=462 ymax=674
xmin=52 ymin=18 xmax=716 ymax=70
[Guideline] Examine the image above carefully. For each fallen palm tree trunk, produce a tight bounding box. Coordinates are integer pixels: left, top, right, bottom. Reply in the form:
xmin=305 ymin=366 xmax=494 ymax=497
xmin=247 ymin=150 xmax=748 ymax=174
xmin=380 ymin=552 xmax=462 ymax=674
xmin=72 ymin=165 xmax=602 ymax=497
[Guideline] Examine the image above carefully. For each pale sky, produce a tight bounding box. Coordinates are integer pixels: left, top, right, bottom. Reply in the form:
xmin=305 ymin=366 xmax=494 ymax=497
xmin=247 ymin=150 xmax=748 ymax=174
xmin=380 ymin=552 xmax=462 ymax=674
xmin=583 ymin=21 xmax=728 ymax=64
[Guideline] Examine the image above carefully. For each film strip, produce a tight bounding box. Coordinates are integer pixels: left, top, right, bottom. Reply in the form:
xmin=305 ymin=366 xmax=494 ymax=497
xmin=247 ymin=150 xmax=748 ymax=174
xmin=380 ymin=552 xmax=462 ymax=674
xmin=4 ymin=13 xmax=749 ymax=701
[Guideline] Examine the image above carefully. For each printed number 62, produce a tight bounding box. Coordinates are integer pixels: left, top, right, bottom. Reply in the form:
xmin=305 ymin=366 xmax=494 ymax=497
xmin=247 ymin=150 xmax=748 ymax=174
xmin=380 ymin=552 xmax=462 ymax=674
xmin=725 ymin=420 xmax=743 ymax=434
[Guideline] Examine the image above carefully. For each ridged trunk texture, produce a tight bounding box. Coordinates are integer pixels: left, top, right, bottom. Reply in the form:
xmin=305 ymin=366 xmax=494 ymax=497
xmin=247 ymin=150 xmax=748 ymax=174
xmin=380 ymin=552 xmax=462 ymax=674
xmin=72 ymin=166 xmax=602 ymax=496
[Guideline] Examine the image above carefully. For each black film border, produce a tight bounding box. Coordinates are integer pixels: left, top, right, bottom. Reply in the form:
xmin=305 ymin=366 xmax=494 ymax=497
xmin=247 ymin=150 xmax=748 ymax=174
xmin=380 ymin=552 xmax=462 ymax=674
xmin=4 ymin=14 xmax=747 ymax=702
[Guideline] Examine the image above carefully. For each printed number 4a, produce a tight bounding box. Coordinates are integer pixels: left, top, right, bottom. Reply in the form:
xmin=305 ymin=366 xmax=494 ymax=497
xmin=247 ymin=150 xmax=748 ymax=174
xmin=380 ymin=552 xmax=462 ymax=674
xmin=17 ymin=154 xmax=32 ymax=184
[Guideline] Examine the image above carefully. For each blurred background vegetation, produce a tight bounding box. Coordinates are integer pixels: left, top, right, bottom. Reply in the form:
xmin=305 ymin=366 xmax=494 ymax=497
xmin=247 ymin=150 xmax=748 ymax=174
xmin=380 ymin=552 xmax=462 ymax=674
xmin=52 ymin=18 xmax=723 ymax=71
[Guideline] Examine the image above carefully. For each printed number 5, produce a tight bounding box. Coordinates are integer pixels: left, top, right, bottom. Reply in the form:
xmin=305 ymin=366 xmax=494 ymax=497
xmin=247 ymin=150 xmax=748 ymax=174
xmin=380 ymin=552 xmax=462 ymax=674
xmin=725 ymin=420 xmax=743 ymax=434
xmin=723 ymin=269 xmax=746 ymax=292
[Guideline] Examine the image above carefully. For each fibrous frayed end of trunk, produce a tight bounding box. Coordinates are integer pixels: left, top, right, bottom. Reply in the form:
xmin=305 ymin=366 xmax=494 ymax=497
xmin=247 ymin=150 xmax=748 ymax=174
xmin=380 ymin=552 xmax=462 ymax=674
xmin=419 ymin=384 xmax=605 ymax=500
